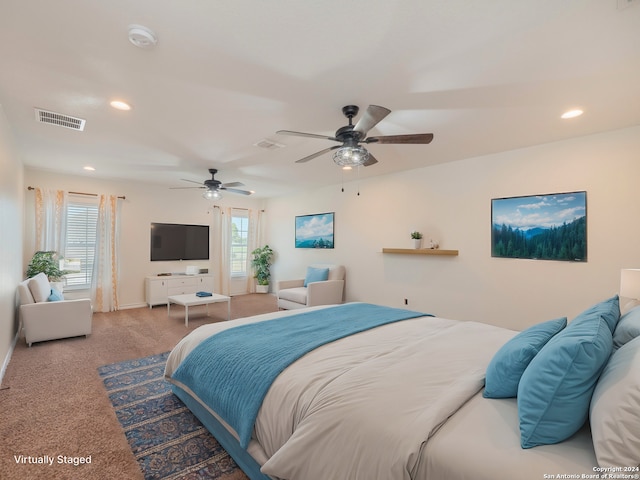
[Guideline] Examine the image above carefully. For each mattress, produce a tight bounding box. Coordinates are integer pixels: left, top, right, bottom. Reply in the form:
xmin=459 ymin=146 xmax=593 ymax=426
xmin=420 ymin=392 xmax=597 ymax=479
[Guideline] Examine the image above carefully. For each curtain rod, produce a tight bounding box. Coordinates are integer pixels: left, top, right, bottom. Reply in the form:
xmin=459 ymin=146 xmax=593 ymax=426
xmin=219 ymin=206 xmax=266 ymax=212
xmin=28 ymin=186 xmax=125 ymax=200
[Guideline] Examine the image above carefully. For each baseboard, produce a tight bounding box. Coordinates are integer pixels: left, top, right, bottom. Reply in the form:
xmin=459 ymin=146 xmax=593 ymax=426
xmin=0 ymin=330 xmax=19 ymax=386
xmin=117 ymin=302 xmax=148 ymax=310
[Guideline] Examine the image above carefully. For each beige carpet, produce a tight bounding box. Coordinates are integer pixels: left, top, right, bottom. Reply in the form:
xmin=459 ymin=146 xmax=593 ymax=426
xmin=0 ymin=293 xmax=278 ymax=480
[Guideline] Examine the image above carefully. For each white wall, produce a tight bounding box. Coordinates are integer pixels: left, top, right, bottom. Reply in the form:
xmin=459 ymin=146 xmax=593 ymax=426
xmin=0 ymin=105 xmax=24 ymax=379
xmin=266 ymin=126 xmax=640 ymax=330
xmin=23 ymin=169 xmax=266 ymax=308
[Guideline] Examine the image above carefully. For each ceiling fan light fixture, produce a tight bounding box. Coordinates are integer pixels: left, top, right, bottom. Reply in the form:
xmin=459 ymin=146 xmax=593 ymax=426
xmin=203 ymin=189 xmax=222 ymax=200
xmin=333 ymin=145 xmax=369 ymax=167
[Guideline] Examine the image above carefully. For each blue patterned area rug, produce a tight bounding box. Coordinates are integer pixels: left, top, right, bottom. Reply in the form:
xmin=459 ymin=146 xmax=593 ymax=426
xmin=98 ymin=352 xmax=248 ymax=480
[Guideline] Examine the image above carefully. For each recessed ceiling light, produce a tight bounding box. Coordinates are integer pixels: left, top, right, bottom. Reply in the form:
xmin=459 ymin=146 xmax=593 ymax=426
xmin=561 ymin=109 xmax=584 ymax=119
xmin=83 ymin=166 xmax=95 ymax=171
xmin=110 ymin=100 xmax=132 ymax=111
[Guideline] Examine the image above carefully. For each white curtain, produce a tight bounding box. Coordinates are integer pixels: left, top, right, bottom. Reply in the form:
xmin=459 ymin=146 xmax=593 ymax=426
xmin=213 ymin=206 xmax=232 ymax=296
xmin=92 ymin=194 xmax=121 ymax=312
xmin=245 ymin=209 xmax=266 ymax=293
xmin=34 ymin=188 xmax=68 ymax=254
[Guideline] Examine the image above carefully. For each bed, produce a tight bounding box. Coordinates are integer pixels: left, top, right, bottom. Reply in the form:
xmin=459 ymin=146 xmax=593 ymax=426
xmin=165 ymin=300 xmax=640 ymax=479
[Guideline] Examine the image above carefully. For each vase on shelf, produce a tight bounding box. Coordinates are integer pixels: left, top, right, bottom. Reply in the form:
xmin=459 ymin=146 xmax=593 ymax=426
xmin=413 ymin=238 xmax=422 ymax=249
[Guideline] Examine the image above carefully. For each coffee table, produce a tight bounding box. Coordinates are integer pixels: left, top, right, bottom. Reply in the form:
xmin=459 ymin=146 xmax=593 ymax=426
xmin=167 ymin=293 xmax=231 ymax=327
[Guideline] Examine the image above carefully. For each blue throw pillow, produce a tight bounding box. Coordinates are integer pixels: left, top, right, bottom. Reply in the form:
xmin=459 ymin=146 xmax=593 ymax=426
xmin=574 ymin=294 xmax=620 ymax=333
xmin=518 ymin=309 xmax=613 ymax=449
xmin=304 ymin=267 xmax=329 ymax=287
xmin=47 ymin=288 xmax=64 ymax=302
xmin=483 ymin=317 xmax=567 ymax=399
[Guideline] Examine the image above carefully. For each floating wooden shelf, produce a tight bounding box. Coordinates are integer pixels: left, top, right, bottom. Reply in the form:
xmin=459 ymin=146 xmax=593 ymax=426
xmin=382 ymin=248 xmax=459 ymax=256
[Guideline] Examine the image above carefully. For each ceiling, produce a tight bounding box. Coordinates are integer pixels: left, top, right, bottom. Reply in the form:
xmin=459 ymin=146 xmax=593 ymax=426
xmin=1 ymin=0 xmax=639 ymax=199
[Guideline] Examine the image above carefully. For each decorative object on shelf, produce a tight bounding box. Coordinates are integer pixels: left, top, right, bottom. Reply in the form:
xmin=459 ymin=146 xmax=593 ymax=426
xmin=491 ymin=191 xmax=586 ymax=262
xmin=295 ymin=212 xmax=334 ymax=249
xmin=26 ymin=251 xmax=70 ymax=292
xmin=410 ymin=231 xmax=423 ymax=249
xmin=428 ymin=239 xmax=439 ymax=249
xmin=251 ymin=245 xmax=275 ymax=293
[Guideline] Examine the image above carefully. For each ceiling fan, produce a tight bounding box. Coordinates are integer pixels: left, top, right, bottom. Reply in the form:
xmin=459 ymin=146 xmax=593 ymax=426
xmin=171 ymin=169 xmax=253 ymax=199
xmin=277 ymin=105 xmax=434 ymax=167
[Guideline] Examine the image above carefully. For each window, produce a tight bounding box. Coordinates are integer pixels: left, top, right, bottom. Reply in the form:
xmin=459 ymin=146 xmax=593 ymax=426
xmin=230 ymin=210 xmax=249 ymax=276
xmin=64 ymin=200 xmax=98 ymax=289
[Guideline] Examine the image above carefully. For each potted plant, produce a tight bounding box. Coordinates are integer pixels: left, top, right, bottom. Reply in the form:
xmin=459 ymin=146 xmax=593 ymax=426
xmin=410 ymin=231 xmax=423 ymax=249
xmin=26 ymin=251 xmax=70 ymax=292
xmin=251 ymin=245 xmax=274 ymax=293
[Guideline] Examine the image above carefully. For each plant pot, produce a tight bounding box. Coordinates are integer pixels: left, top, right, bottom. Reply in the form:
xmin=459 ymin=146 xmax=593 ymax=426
xmin=413 ymin=239 xmax=422 ymax=249
xmin=256 ymin=284 xmax=269 ymax=294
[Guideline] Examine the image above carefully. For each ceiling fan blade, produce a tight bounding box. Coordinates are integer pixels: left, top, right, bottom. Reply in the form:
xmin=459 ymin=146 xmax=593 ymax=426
xmin=365 ymin=133 xmax=434 ymax=144
xmin=277 ymin=130 xmax=338 ymax=141
xmin=353 ymin=105 xmax=391 ymax=135
xmin=362 ymin=152 xmax=378 ymax=167
xmin=221 ymin=187 xmax=253 ymax=196
xmin=170 ymin=186 xmax=204 ymax=190
xmin=180 ymin=178 xmax=204 ymax=185
xmin=221 ymin=181 xmax=245 ymax=188
xmin=295 ymin=145 xmax=340 ymax=163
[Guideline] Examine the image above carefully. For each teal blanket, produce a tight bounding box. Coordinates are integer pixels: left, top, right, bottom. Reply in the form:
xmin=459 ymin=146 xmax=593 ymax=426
xmin=171 ymin=303 xmax=428 ymax=448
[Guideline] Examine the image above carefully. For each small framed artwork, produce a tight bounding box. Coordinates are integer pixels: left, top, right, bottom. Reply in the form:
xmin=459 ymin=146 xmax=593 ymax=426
xmin=491 ymin=191 xmax=587 ymax=261
xmin=295 ymin=212 xmax=334 ymax=249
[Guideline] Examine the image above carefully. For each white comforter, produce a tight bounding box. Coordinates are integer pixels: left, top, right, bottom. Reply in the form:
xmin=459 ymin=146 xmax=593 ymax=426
xmin=165 ymin=305 xmax=516 ymax=480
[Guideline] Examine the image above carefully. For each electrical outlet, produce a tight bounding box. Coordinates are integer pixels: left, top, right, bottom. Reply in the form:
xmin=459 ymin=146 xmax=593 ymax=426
xmin=404 ymin=298 xmax=408 ymax=305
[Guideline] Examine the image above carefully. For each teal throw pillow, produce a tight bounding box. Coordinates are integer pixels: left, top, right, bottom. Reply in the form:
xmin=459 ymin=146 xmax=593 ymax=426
xmin=518 ymin=304 xmax=613 ymax=449
xmin=304 ymin=267 xmax=329 ymax=287
xmin=574 ymin=294 xmax=620 ymax=334
xmin=483 ymin=317 xmax=567 ymax=399
xmin=47 ymin=288 xmax=64 ymax=302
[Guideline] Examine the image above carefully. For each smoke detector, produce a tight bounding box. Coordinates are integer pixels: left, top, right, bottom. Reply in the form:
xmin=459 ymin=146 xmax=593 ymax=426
xmin=128 ymin=25 xmax=157 ymax=48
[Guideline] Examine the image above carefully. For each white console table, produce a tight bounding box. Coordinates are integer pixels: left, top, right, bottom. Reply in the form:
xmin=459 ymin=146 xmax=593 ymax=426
xmin=145 ymin=274 xmax=214 ymax=307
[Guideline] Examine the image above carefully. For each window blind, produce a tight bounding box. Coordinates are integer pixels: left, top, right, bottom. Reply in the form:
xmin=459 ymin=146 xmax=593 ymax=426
xmin=65 ymin=202 xmax=98 ymax=289
xmin=231 ymin=210 xmax=249 ymax=276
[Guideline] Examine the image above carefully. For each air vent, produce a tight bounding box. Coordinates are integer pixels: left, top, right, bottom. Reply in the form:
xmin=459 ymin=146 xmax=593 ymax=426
xmin=254 ymin=139 xmax=284 ymax=150
xmin=618 ymin=0 xmax=639 ymax=9
xmin=35 ymin=108 xmax=86 ymax=131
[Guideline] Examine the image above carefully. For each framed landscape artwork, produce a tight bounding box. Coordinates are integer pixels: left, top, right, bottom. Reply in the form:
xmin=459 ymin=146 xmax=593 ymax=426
xmin=295 ymin=212 xmax=334 ymax=249
xmin=491 ymin=191 xmax=587 ymax=262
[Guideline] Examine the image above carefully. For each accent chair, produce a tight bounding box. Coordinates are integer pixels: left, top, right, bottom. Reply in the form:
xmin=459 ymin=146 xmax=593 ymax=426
xmin=276 ymin=264 xmax=345 ymax=310
xmin=18 ymin=273 xmax=93 ymax=347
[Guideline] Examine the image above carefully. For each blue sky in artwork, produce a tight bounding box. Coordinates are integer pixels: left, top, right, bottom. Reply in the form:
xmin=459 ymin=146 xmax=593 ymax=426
xmin=296 ymin=213 xmax=333 ymax=240
xmin=492 ymin=192 xmax=586 ymax=231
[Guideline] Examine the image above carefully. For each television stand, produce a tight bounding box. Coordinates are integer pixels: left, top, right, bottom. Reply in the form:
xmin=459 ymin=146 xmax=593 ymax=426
xmin=145 ymin=273 xmax=214 ymax=307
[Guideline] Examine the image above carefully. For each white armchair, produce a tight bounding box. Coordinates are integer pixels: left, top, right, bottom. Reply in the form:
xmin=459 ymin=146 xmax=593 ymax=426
xmin=276 ymin=264 xmax=345 ymax=310
xmin=18 ymin=273 xmax=92 ymax=347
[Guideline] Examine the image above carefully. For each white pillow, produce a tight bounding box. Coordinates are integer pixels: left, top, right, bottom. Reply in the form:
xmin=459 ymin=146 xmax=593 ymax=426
xmin=589 ymin=335 xmax=640 ymax=468
xmin=613 ymin=305 xmax=640 ymax=349
xmin=27 ymin=272 xmax=51 ymax=304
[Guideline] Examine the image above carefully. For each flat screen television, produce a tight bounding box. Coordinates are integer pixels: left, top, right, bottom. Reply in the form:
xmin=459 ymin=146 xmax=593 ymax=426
xmin=150 ymin=223 xmax=210 ymax=261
